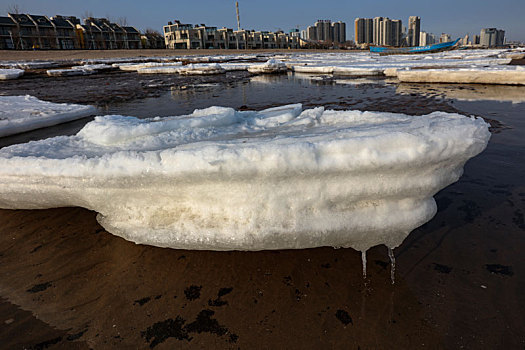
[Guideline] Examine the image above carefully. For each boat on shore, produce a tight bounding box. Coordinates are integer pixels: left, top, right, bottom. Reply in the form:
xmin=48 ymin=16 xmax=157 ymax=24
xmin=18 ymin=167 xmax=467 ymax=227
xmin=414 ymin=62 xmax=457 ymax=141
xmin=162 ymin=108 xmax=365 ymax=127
xmin=370 ymin=38 xmax=460 ymax=55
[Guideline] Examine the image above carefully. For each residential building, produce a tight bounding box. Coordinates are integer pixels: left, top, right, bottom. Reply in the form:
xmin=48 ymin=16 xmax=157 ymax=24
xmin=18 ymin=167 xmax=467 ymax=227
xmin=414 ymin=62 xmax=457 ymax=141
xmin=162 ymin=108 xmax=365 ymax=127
xmin=419 ymin=31 xmax=436 ymax=46
xmin=354 ymin=18 xmax=373 ymax=45
xmin=2 ymin=12 xmax=143 ymax=50
xmin=480 ymin=28 xmax=505 ymax=47
xmin=332 ymin=21 xmax=346 ymax=44
xmin=0 ymin=16 xmax=16 ymax=49
xmin=372 ymin=17 xmax=383 ymax=45
xmin=407 ymin=16 xmax=420 ymax=46
xmin=163 ymin=20 xmax=300 ymax=50
xmin=306 ymin=25 xmax=317 ymax=41
xmin=377 ymin=18 xmax=402 ymax=46
xmin=50 ymin=15 xmax=79 ymax=49
xmin=315 ymin=20 xmax=332 ymax=42
xmin=304 ymin=20 xmax=346 ymax=44
xmin=8 ymin=13 xmax=40 ymax=49
xmin=122 ymin=26 xmax=142 ymax=49
xmin=439 ymin=33 xmax=451 ymax=43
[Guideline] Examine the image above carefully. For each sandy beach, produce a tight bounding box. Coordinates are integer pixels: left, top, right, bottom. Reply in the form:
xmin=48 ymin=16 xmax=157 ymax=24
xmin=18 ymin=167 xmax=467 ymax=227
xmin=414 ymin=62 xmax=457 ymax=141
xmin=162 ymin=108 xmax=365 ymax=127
xmin=1 ymin=51 xmax=524 ymax=349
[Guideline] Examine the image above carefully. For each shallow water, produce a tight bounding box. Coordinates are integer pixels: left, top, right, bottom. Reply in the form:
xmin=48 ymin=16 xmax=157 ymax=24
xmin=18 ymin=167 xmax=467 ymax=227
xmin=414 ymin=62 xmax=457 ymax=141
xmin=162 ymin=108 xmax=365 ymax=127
xmin=0 ymin=74 xmax=524 ymax=348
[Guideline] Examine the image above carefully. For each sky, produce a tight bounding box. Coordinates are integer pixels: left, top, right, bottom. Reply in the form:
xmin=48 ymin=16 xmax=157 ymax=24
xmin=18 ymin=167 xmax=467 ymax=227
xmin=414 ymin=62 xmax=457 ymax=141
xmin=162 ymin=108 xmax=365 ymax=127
xmin=3 ymin=0 xmax=525 ymax=42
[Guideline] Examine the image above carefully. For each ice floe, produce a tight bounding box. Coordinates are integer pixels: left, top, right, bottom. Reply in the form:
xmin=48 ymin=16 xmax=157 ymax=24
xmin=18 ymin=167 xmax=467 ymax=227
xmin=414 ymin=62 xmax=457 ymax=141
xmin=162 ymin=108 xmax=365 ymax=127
xmin=0 ymin=95 xmax=96 ymax=137
xmin=247 ymin=59 xmax=287 ymax=74
xmin=46 ymin=64 xmax=114 ymax=77
xmin=0 ymin=104 xmax=490 ymax=252
xmin=178 ymin=63 xmax=226 ymax=75
xmin=396 ymin=66 xmax=525 ymax=85
xmin=0 ymin=69 xmax=24 ymax=80
xmin=116 ymin=62 xmax=182 ymax=71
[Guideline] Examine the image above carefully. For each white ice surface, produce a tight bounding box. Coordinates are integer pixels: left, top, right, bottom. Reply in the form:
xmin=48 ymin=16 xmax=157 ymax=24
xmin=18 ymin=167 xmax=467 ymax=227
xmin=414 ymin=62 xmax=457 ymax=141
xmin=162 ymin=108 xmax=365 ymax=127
xmin=46 ymin=64 xmax=114 ymax=77
xmin=0 ymin=95 xmax=96 ymax=137
xmin=285 ymin=49 xmax=516 ymax=76
xmin=247 ymin=59 xmax=287 ymax=74
xmin=0 ymin=69 xmax=24 ymax=80
xmin=0 ymin=104 xmax=490 ymax=252
xmin=397 ymin=66 xmax=525 ymax=85
xmin=117 ymin=62 xmax=182 ymax=71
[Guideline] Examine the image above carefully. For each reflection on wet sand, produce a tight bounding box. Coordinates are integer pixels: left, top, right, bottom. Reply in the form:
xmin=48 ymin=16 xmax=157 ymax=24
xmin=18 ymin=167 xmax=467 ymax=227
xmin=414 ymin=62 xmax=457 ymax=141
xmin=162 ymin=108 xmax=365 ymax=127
xmin=397 ymin=83 xmax=525 ymax=103
xmin=0 ymin=208 xmax=439 ymax=349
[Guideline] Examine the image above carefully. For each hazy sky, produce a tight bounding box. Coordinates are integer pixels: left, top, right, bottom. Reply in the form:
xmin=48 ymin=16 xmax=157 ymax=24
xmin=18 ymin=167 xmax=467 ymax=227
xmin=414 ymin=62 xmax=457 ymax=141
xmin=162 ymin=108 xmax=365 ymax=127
xmin=4 ymin=0 xmax=525 ymax=41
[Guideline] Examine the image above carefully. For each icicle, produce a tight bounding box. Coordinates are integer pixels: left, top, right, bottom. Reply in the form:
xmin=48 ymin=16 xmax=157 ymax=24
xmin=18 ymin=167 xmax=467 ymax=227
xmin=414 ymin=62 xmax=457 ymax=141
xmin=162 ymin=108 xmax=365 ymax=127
xmin=361 ymin=250 xmax=367 ymax=279
xmin=388 ymin=247 xmax=396 ymax=285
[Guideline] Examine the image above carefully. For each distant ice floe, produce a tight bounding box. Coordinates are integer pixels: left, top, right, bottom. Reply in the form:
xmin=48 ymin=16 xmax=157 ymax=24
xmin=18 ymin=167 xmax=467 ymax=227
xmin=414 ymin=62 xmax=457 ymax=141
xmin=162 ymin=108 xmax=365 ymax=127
xmin=179 ymin=63 xmax=226 ymax=75
xmin=247 ymin=59 xmax=287 ymax=74
xmin=396 ymin=66 xmax=525 ymax=85
xmin=285 ymin=49 xmax=516 ymax=77
xmin=0 ymin=104 xmax=490 ymax=253
xmin=396 ymin=84 xmax=525 ymax=104
xmin=0 ymin=95 xmax=96 ymax=137
xmin=0 ymin=69 xmax=24 ymax=80
xmin=116 ymin=62 xmax=182 ymax=71
xmin=46 ymin=64 xmax=115 ymax=77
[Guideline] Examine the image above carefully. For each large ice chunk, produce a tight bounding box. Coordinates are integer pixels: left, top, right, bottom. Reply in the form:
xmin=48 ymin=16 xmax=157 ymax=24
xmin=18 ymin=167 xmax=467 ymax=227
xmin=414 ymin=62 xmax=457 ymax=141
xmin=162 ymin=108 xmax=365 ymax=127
xmin=0 ymin=68 xmax=24 ymax=80
xmin=0 ymin=104 xmax=490 ymax=251
xmin=0 ymin=95 xmax=96 ymax=137
xmin=396 ymin=66 xmax=525 ymax=85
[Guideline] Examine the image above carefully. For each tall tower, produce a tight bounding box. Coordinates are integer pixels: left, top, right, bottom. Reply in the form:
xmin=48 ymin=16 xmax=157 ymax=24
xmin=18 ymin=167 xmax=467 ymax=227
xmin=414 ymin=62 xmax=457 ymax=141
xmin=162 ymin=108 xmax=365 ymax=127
xmin=235 ymin=2 xmax=240 ymax=31
xmin=408 ymin=16 xmax=420 ymax=46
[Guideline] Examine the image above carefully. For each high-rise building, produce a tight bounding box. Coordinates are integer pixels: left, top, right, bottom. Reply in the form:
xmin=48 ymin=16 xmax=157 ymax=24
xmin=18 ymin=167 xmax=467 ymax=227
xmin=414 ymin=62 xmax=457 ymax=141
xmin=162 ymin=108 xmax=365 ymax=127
xmin=439 ymin=33 xmax=451 ymax=43
xmin=332 ymin=21 xmax=346 ymax=43
xmin=377 ymin=18 xmax=402 ymax=46
xmin=420 ymin=31 xmax=436 ymax=46
xmin=373 ymin=17 xmax=383 ymax=45
xmin=306 ymin=25 xmax=317 ymax=41
xmin=407 ymin=16 xmax=420 ymax=46
xmin=480 ymin=28 xmax=505 ymax=47
xmin=305 ymin=20 xmax=346 ymax=44
xmin=315 ymin=20 xmax=332 ymax=42
xmin=354 ymin=18 xmax=373 ymax=44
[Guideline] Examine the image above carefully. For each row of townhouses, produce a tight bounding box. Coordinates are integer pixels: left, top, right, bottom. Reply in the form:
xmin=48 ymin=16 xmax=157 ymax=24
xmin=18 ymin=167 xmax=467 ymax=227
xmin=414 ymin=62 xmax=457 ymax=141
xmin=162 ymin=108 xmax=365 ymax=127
xmin=0 ymin=13 xmax=165 ymax=50
xmin=163 ymin=20 xmax=301 ymax=50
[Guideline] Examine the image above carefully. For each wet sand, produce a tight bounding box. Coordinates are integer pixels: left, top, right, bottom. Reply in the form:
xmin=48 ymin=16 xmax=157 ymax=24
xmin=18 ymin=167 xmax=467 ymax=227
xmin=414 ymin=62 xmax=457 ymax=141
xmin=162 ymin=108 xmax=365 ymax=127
xmin=1 ymin=69 xmax=525 ymax=349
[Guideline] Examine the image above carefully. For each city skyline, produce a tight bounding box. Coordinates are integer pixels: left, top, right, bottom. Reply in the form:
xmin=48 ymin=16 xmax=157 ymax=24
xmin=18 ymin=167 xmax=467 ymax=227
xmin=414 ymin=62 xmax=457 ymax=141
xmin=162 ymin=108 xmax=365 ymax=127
xmin=3 ymin=0 xmax=525 ymax=42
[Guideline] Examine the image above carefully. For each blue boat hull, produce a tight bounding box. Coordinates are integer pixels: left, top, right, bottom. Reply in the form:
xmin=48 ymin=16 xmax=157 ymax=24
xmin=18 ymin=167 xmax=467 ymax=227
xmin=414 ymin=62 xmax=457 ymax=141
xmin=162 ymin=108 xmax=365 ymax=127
xmin=370 ymin=39 xmax=460 ymax=55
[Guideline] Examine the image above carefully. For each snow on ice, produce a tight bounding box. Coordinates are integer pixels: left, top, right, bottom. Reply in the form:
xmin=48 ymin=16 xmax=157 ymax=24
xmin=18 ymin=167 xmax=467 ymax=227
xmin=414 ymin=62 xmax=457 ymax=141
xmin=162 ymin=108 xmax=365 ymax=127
xmin=396 ymin=66 xmax=525 ymax=85
xmin=0 ymin=104 xmax=490 ymax=252
xmin=0 ymin=69 xmax=24 ymax=80
xmin=0 ymin=95 xmax=96 ymax=137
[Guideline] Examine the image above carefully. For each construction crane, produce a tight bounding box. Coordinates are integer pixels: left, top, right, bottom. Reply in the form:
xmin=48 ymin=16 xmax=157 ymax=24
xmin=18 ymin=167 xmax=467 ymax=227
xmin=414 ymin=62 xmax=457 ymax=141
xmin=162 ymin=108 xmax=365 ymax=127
xmin=236 ymin=1 xmax=240 ymax=31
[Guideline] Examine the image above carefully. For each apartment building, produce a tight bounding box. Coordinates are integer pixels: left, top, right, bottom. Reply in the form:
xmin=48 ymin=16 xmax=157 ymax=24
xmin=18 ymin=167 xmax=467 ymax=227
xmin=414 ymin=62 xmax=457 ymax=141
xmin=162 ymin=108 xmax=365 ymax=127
xmin=480 ymin=28 xmax=505 ymax=47
xmin=439 ymin=33 xmax=451 ymax=43
xmin=163 ymin=20 xmax=300 ymax=50
xmin=407 ymin=16 xmax=420 ymax=46
xmin=0 ymin=16 xmax=16 ymax=49
xmin=354 ymin=18 xmax=373 ymax=45
xmin=304 ymin=20 xmax=346 ymax=44
xmin=50 ymin=15 xmax=78 ymax=49
xmin=1 ymin=12 xmax=143 ymax=50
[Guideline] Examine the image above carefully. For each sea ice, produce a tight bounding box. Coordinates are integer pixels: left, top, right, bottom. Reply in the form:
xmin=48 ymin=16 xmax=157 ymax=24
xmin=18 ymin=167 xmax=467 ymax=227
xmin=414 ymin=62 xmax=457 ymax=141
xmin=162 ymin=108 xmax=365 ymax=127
xmin=247 ymin=59 xmax=288 ymax=74
xmin=46 ymin=64 xmax=114 ymax=77
xmin=0 ymin=69 xmax=24 ymax=80
xmin=117 ymin=62 xmax=182 ymax=71
xmin=0 ymin=95 xmax=96 ymax=137
xmin=396 ymin=66 xmax=525 ymax=85
xmin=0 ymin=104 xmax=490 ymax=252
xmin=179 ymin=63 xmax=226 ymax=75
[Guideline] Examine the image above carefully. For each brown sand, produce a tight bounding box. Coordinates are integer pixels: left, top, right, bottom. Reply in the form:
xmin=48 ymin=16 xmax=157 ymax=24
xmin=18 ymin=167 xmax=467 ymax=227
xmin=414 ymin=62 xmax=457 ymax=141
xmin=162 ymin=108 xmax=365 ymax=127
xmin=0 ymin=49 xmax=358 ymax=62
xmin=0 ymin=54 xmax=524 ymax=349
xmin=0 ymin=178 xmax=524 ymax=349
